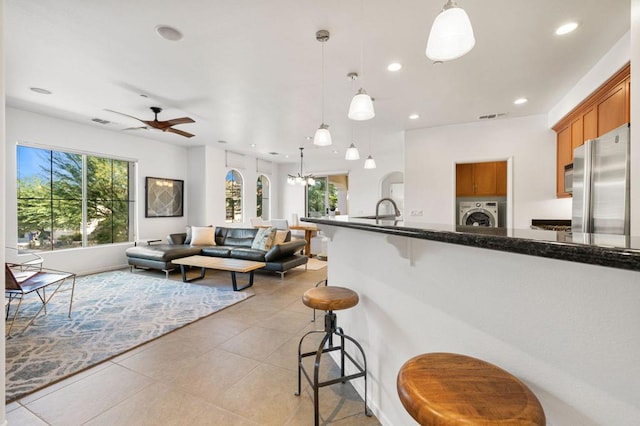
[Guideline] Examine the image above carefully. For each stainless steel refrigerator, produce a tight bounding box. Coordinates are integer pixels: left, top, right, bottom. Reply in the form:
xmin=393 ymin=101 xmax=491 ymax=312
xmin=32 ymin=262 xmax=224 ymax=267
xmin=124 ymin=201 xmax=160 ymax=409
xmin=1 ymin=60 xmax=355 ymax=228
xmin=572 ymin=123 xmax=630 ymax=235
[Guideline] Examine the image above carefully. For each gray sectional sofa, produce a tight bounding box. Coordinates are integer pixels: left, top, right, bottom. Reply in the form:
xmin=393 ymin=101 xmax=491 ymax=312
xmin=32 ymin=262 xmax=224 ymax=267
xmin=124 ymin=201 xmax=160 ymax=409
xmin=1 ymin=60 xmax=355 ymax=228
xmin=126 ymin=226 xmax=308 ymax=278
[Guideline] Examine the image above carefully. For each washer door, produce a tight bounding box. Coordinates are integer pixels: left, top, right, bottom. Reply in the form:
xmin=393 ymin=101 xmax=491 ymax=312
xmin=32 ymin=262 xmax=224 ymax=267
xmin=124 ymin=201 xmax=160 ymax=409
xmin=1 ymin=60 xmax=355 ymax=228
xmin=462 ymin=209 xmax=496 ymax=227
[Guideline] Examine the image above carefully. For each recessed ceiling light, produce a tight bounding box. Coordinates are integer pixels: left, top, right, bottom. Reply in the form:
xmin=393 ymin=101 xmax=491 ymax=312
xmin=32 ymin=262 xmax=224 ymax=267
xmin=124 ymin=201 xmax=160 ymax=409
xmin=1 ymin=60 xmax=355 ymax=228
xmin=305 ymin=136 xmax=313 ymax=141
xmin=387 ymin=62 xmax=402 ymax=72
xmin=30 ymin=87 xmax=52 ymax=95
xmin=555 ymin=22 xmax=578 ymax=35
xmin=332 ymin=150 xmax=339 ymax=154
xmin=514 ymin=98 xmax=528 ymax=105
xmin=250 ymin=143 xmax=257 ymax=148
xmin=409 ymin=114 xmax=420 ymax=120
xmin=155 ymin=25 xmax=183 ymax=41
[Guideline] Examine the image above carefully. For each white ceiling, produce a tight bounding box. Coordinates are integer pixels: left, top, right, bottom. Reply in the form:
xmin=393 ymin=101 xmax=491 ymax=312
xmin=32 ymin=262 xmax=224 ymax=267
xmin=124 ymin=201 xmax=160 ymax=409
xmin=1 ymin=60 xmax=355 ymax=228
xmin=5 ymin=0 xmax=631 ymax=164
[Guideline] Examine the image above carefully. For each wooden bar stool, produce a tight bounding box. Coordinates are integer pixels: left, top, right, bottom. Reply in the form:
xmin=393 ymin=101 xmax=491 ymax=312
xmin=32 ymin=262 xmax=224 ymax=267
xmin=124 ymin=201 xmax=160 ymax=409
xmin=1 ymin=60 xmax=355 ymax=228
xmin=397 ymin=353 xmax=545 ymax=425
xmin=295 ymin=286 xmax=372 ymax=425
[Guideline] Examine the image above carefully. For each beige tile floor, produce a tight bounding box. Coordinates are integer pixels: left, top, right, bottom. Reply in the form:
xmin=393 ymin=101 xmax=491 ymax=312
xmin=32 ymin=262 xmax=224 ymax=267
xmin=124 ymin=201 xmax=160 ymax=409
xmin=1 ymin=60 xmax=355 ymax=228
xmin=6 ymin=266 xmax=381 ymax=426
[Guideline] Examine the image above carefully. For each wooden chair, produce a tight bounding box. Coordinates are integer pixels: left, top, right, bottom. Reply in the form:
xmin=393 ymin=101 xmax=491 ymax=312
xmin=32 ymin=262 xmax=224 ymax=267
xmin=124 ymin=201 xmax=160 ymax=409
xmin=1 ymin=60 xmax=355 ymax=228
xmin=5 ymin=263 xmax=76 ymax=337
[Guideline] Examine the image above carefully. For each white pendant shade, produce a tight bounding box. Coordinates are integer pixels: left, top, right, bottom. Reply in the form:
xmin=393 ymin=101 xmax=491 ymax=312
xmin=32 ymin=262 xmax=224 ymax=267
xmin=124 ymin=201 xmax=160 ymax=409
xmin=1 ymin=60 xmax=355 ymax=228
xmin=348 ymin=88 xmax=375 ymax=120
xmin=345 ymin=143 xmax=360 ymax=160
xmin=364 ymin=155 xmax=376 ymax=169
xmin=313 ymin=124 xmax=332 ymax=146
xmin=426 ymin=2 xmax=475 ymax=62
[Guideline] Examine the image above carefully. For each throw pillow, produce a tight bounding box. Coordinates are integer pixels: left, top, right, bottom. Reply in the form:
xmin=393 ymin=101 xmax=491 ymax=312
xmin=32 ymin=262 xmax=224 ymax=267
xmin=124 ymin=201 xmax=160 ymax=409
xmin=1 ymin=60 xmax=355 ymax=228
xmin=251 ymin=226 xmax=276 ymax=251
xmin=190 ymin=226 xmax=216 ymax=246
xmin=273 ymin=230 xmax=289 ymax=245
xmin=185 ymin=225 xmax=212 ymax=245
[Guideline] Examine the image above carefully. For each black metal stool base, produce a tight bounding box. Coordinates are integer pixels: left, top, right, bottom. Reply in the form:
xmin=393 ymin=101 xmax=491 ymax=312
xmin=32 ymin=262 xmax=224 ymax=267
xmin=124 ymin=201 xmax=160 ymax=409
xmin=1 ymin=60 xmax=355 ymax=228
xmin=295 ymin=311 xmax=372 ymax=425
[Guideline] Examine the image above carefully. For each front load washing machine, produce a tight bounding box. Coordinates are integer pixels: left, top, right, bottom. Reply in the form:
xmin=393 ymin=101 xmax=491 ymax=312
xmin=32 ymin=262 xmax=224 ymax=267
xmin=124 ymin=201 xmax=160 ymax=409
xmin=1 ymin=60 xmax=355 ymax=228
xmin=459 ymin=201 xmax=499 ymax=227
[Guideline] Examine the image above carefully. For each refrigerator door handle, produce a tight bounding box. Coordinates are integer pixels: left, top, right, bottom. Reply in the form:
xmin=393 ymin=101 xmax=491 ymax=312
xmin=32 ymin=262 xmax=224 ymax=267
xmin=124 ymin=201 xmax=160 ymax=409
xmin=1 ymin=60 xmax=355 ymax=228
xmin=582 ymin=140 xmax=593 ymax=233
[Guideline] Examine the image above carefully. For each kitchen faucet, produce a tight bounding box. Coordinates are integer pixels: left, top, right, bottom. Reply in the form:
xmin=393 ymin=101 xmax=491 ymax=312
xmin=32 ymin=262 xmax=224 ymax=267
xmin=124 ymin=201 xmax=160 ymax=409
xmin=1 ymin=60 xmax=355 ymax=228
xmin=375 ymin=198 xmax=401 ymax=219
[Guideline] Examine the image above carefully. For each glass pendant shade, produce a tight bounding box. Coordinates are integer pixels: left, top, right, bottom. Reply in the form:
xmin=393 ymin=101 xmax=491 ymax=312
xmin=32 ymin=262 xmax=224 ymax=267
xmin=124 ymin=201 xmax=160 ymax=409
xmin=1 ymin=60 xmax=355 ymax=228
xmin=426 ymin=1 xmax=475 ymax=61
xmin=345 ymin=143 xmax=360 ymax=160
xmin=348 ymin=88 xmax=375 ymax=120
xmin=364 ymin=155 xmax=376 ymax=169
xmin=313 ymin=124 xmax=332 ymax=146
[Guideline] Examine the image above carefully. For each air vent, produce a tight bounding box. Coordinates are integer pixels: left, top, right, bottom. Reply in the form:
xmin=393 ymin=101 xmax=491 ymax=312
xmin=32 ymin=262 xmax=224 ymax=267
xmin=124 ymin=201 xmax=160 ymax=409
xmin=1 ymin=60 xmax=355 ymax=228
xmin=478 ymin=113 xmax=507 ymax=120
xmin=91 ymin=118 xmax=111 ymax=125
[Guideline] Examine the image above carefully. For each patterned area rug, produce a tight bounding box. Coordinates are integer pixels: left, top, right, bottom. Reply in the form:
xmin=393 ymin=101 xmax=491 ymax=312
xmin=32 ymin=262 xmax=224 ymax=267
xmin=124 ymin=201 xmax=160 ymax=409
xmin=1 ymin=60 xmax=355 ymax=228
xmin=5 ymin=270 xmax=252 ymax=402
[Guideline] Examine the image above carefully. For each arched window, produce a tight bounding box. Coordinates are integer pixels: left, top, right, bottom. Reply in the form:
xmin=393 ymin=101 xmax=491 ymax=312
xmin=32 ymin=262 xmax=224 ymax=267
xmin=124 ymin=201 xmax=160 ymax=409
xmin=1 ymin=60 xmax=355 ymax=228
xmin=225 ymin=170 xmax=243 ymax=223
xmin=256 ymin=175 xmax=270 ymax=220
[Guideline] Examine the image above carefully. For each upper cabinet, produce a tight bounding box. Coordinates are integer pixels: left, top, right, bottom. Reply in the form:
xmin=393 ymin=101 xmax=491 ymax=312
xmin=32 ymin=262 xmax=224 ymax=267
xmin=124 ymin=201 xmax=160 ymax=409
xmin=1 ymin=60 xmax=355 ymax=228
xmin=456 ymin=161 xmax=507 ymax=197
xmin=552 ymin=63 xmax=630 ymax=198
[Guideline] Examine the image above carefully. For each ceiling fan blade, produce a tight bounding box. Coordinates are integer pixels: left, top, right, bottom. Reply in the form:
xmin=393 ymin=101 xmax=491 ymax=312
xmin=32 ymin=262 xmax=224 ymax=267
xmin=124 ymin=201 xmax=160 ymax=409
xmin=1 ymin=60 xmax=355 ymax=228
xmin=164 ymin=117 xmax=195 ymax=126
xmin=166 ymin=127 xmax=195 ymax=138
xmin=104 ymin=109 xmax=144 ymax=124
xmin=122 ymin=126 xmax=148 ymax=131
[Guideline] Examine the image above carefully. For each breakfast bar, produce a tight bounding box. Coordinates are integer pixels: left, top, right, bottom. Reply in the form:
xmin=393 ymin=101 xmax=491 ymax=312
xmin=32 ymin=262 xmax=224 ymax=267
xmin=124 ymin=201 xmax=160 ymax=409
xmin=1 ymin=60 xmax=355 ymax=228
xmin=302 ymin=216 xmax=640 ymax=425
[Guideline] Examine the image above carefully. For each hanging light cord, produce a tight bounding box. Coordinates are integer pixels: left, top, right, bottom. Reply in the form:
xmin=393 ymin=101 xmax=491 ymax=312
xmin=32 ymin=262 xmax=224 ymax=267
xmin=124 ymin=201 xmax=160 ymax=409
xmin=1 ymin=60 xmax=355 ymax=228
xmin=321 ymin=39 xmax=325 ymax=124
xmin=360 ymin=0 xmax=365 ymax=84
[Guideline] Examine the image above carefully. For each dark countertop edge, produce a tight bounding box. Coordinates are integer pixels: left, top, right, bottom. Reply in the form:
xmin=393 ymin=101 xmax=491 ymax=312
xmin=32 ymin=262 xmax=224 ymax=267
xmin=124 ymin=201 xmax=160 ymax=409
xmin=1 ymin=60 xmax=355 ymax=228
xmin=301 ymin=218 xmax=640 ymax=272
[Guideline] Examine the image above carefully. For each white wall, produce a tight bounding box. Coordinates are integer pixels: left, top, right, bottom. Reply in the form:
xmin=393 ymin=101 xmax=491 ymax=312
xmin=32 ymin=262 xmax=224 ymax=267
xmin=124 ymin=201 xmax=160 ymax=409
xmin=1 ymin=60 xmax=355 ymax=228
xmin=548 ymin=32 xmax=631 ymax=127
xmin=189 ymin=146 xmax=280 ymax=227
xmin=278 ymin=131 xmax=404 ymax=222
xmin=405 ymin=114 xmax=571 ymax=229
xmin=5 ymin=108 xmax=189 ymax=274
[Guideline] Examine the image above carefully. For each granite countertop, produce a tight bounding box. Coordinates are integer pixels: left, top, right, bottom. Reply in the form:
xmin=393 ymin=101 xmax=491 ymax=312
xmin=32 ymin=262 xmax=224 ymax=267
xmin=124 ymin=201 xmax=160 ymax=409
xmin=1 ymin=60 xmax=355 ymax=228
xmin=301 ymin=216 xmax=640 ymax=272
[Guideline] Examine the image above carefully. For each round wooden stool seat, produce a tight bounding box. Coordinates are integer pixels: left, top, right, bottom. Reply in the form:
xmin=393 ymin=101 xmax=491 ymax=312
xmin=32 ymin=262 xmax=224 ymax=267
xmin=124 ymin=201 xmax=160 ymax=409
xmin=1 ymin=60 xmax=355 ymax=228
xmin=397 ymin=353 xmax=545 ymax=426
xmin=302 ymin=286 xmax=359 ymax=311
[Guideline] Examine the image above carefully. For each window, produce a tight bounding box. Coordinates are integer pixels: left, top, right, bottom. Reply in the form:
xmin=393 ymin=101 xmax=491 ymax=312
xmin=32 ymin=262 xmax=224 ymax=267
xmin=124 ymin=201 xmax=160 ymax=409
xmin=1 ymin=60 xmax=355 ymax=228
xmin=225 ymin=169 xmax=243 ymax=223
xmin=256 ymin=174 xmax=270 ymax=220
xmin=17 ymin=145 xmax=135 ymax=252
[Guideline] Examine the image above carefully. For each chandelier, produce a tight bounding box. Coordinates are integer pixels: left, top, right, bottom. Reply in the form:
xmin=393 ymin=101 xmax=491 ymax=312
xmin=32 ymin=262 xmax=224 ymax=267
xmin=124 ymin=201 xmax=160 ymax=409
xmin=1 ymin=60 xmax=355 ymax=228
xmin=287 ymin=147 xmax=315 ymax=186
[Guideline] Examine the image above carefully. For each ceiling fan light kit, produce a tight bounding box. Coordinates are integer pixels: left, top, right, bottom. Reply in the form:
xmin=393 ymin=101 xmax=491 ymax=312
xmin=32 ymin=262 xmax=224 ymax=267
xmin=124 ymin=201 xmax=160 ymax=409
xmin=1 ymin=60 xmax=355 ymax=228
xmin=426 ymin=0 xmax=475 ymax=62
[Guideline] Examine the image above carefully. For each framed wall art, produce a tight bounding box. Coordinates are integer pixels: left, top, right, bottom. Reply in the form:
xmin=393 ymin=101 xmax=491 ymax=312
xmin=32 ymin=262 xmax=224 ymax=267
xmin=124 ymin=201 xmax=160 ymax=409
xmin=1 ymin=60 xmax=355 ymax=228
xmin=145 ymin=177 xmax=184 ymax=218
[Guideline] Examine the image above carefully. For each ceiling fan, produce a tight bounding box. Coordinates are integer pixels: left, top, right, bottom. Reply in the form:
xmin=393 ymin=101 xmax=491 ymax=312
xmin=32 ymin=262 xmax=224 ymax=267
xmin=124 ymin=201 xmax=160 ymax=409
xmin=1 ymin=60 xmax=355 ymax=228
xmin=106 ymin=106 xmax=195 ymax=138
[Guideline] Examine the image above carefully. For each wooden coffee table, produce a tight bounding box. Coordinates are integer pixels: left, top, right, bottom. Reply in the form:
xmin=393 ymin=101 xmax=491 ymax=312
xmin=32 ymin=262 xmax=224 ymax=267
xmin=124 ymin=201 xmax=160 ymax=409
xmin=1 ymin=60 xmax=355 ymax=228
xmin=172 ymin=256 xmax=266 ymax=291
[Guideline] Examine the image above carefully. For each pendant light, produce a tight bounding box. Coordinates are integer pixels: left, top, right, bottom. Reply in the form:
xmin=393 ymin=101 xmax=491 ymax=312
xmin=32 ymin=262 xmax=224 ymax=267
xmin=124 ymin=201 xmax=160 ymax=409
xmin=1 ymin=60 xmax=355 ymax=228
xmin=426 ymin=0 xmax=475 ymax=62
xmin=348 ymin=0 xmax=375 ymax=121
xmin=345 ymin=73 xmax=361 ymax=160
xmin=345 ymin=143 xmax=360 ymax=160
xmin=313 ymin=30 xmax=332 ymax=146
xmin=364 ymin=127 xmax=376 ymax=169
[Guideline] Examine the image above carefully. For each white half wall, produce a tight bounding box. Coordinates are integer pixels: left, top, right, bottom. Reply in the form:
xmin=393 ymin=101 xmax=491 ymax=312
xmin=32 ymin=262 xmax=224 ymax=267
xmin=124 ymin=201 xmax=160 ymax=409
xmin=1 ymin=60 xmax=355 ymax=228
xmin=405 ymin=114 xmax=571 ymax=229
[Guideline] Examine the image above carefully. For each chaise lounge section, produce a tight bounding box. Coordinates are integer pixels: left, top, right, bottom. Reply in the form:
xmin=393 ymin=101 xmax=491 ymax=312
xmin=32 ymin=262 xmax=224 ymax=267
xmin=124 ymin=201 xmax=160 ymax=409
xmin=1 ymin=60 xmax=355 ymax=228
xmin=126 ymin=226 xmax=308 ymax=279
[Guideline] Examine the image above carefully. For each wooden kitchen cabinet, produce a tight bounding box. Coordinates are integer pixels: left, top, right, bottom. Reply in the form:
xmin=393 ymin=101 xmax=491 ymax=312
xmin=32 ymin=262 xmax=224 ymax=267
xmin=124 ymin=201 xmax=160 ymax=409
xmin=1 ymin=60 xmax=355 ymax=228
xmin=456 ymin=161 xmax=507 ymax=197
xmin=556 ymin=126 xmax=572 ymax=197
xmin=597 ymin=81 xmax=627 ymax=135
xmin=553 ymin=63 xmax=630 ymax=198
